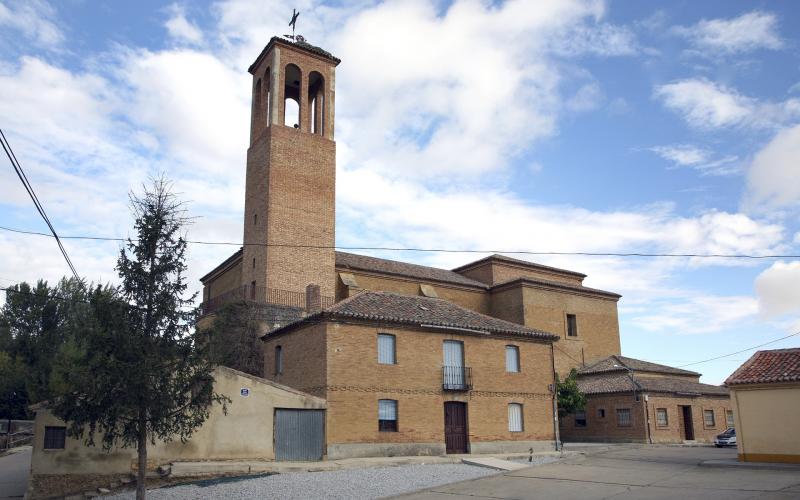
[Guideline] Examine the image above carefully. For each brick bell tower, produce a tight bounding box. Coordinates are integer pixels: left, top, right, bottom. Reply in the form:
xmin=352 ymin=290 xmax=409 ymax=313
xmin=242 ymin=37 xmax=339 ymax=300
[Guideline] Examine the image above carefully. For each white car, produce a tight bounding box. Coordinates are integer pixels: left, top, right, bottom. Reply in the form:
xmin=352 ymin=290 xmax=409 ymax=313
xmin=714 ymin=428 xmax=736 ymax=447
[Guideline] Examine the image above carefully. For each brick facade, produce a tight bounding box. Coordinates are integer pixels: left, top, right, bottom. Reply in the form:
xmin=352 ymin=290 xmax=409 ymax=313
xmin=263 ymin=321 xmax=558 ymax=458
xmin=560 ymin=393 xmax=732 ymax=444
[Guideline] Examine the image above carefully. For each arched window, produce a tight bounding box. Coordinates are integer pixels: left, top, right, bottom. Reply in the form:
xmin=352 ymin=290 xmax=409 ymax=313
xmin=284 ymin=64 xmax=301 ymax=128
xmin=308 ymin=71 xmax=325 ymax=135
xmin=263 ymin=68 xmax=271 ymax=126
xmin=253 ymin=78 xmax=262 ymax=121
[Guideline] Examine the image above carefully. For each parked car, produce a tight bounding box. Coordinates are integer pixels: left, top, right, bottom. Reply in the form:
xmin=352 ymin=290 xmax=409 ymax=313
xmin=714 ymin=428 xmax=736 ymax=447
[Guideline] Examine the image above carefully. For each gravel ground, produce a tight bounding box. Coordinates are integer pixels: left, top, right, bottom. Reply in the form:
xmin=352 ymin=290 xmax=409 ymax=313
xmin=105 ymin=463 xmax=499 ymax=500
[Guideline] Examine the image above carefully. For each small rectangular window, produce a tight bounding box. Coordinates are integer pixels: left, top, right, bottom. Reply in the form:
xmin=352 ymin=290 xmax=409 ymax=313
xmin=726 ymin=410 xmax=734 ymax=428
xmin=44 ymin=426 xmax=66 ymax=450
xmin=275 ymin=345 xmax=283 ymax=375
xmin=505 ymin=345 xmax=520 ymax=373
xmin=597 ymin=408 xmax=606 ymax=418
xmin=508 ymin=403 xmax=523 ymax=432
xmin=704 ymin=409 xmax=715 ymax=427
xmin=656 ymin=408 xmax=668 ymax=427
xmin=566 ymin=314 xmax=578 ymax=337
xmin=575 ymin=410 xmax=587 ymax=427
xmin=377 ymin=334 xmax=396 ymax=365
xmin=616 ymin=408 xmax=631 ymax=427
xmin=378 ymin=399 xmax=398 ymax=432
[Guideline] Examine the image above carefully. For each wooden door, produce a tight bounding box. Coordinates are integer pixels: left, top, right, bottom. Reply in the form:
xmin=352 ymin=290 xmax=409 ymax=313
xmin=444 ymin=402 xmax=468 ymax=454
xmin=681 ymin=406 xmax=694 ymax=440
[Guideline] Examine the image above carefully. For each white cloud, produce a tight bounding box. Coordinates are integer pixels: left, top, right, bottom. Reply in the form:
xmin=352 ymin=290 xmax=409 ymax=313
xmin=0 ymin=0 xmax=63 ymax=48
xmin=566 ymin=82 xmax=604 ymax=112
xmin=628 ymin=295 xmax=758 ymax=335
xmin=655 ymin=78 xmax=800 ymax=130
xmin=675 ymin=11 xmax=783 ymax=54
xmin=165 ymin=4 xmax=204 ymax=45
xmin=649 ymin=144 xmax=739 ymax=176
xmin=755 ymin=261 xmax=800 ymax=317
xmin=746 ymin=124 xmax=800 ymax=209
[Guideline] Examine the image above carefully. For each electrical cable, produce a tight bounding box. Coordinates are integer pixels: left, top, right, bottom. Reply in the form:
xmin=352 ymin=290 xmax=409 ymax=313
xmin=1 ymin=224 xmax=798 ymax=260
xmin=0 ymin=129 xmax=80 ymax=280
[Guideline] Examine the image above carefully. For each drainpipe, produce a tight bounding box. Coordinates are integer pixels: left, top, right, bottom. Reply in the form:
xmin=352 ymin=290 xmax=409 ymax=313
xmin=550 ymin=343 xmax=561 ymax=451
xmin=643 ymin=394 xmax=653 ymax=444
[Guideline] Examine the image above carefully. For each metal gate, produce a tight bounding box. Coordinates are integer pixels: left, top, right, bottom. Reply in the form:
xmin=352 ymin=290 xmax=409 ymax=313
xmin=274 ymin=409 xmax=325 ymax=461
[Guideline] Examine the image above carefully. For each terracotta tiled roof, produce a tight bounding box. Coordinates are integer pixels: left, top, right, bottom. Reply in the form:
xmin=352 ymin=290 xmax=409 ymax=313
xmin=248 ymin=36 xmax=340 ymax=74
xmin=725 ymin=348 xmax=800 ymax=386
xmin=452 ymin=254 xmax=587 ymax=279
xmin=578 ymin=355 xmax=700 ymax=377
xmin=578 ymin=373 xmax=728 ymax=396
xmin=335 ymin=251 xmax=487 ymax=288
xmin=268 ymin=290 xmax=559 ymax=341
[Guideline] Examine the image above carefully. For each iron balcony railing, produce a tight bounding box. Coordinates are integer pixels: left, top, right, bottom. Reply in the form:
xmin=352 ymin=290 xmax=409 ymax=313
xmin=442 ymin=365 xmax=472 ymax=391
xmin=200 ymin=285 xmax=335 ymax=316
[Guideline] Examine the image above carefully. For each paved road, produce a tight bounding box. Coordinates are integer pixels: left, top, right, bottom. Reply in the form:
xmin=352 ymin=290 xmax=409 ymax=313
xmin=400 ymin=446 xmax=800 ymax=499
xmin=0 ymin=447 xmax=30 ymax=499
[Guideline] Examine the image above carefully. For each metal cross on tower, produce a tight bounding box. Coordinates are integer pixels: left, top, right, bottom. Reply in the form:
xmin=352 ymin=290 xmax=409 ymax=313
xmin=286 ymin=9 xmax=300 ymax=40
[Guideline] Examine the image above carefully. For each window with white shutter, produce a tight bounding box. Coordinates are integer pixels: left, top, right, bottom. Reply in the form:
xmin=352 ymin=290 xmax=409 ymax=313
xmin=508 ymin=403 xmax=523 ymax=432
xmin=378 ymin=399 xmax=398 ymax=432
xmin=378 ymin=334 xmax=396 ymax=364
xmin=505 ymin=345 xmax=520 ymax=373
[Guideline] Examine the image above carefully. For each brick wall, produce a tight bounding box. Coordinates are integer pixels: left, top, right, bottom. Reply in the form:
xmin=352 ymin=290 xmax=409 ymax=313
xmin=242 ymin=42 xmax=337 ymax=298
xmin=647 ymin=395 xmax=731 ymax=443
xmin=560 ymin=393 xmax=731 ymax=444
xmin=263 ymin=320 xmax=557 ymax=456
xmin=560 ymin=394 xmax=647 ymax=443
xmin=336 ymin=271 xmax=490 ymax=314
xmin=262 ymin=322 xmax=327 ymax=398
xmin=520 ymin=286 xmax=620 ymax=375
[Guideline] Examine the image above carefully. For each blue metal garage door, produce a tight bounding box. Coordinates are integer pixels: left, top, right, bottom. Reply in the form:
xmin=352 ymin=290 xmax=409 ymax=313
xmin=274 ymin=409 xmax=325 ymax=461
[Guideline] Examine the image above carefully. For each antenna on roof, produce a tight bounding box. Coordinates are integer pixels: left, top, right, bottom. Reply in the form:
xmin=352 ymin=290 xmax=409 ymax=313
xmin=284 ymin=8 xmax=300 ymax=41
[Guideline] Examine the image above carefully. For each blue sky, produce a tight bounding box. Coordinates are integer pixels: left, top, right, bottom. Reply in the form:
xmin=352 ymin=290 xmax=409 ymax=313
xmin=1 ymin=0 xmax=799 ymax=384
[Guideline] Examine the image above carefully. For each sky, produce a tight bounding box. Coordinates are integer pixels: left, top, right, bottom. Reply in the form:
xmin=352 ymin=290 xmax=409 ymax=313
xmin=0 ymin=0 xmax=799 ymax=385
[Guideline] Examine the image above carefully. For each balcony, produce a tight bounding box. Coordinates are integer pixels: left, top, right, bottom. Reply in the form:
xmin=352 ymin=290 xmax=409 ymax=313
xmin=200 ymin=285 xmax=335 ymax=316
xmin=442 ymin=366 xmax=472 ymax=391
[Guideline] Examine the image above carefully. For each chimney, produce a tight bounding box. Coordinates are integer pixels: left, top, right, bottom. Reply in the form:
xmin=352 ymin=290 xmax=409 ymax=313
xmin=305 ymin=283 xmax=322 ymax=313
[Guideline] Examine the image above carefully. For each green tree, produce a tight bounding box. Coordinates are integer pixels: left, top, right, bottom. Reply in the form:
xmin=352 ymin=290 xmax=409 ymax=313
xmin=556 ymin=368 xmax=586 ymax=417
xmin=203 ymin=301 xmax=265 ymax=377
xmin=0 ymin=278 xmax=90 ymax=416
xmin=51 ymin=178 xmax=226 ymax=500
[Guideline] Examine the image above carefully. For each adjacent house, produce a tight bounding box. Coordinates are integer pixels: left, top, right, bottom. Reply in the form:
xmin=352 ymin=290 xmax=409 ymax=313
xmin=261 ymin=290 xmax=560 ymax=458
xmin=560 ymin=355 xmax=731 ymax=444
xmin=725 ymin=348 xmax=800 ymax=463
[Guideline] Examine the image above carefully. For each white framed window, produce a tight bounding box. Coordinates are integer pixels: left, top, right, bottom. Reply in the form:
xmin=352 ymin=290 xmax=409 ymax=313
xmin=508 ymin=403 xmax=524 ymax=432
xmin=726 ymin=410 xmax=734 ymax=428
xmin=505 ymin=345 xmax=520 ymax=373
xmin=378 ymin=399 xmax=398 ymax=432
xmin=378 ymin=334 xmax=396 ymax=365
xmin=704 ymin=409 xmax=715 ymax=427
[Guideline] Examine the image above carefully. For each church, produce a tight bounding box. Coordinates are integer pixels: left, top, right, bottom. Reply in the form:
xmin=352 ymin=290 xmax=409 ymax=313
xmin=199 ymin=36 xmax=623 ymax=458
xmin=27 ymin=35 xmax=731 ymax=498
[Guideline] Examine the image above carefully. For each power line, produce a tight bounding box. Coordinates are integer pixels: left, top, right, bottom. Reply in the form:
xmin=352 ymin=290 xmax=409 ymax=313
xmin=676 ymin=331 xmax=800 ymax=368
xmin=0 ymin=129 xmax=80 ymax=280
xmin=1 ymin=224 xmax=799 ymax=260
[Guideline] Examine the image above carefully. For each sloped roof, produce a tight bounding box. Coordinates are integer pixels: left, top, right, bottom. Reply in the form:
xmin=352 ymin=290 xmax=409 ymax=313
xmin=249 ymin=36 xmax=340 ymax=74
xmin=492 ymin=276 xmax=621 ymax=299
xmin=578 ymin=355 xmax=700 ymax=377
xmin=725 ymin=348 xmax=800 ymax=386
xmin=267 ymin=290 xmax=559 ymax=341
xmin=452 ymin=253 xmax=587 ymax=279
xmin=335 ymin=251 xmax=487 ymax=288
xmin=578 ymin=372 xmax=729 ymax=396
